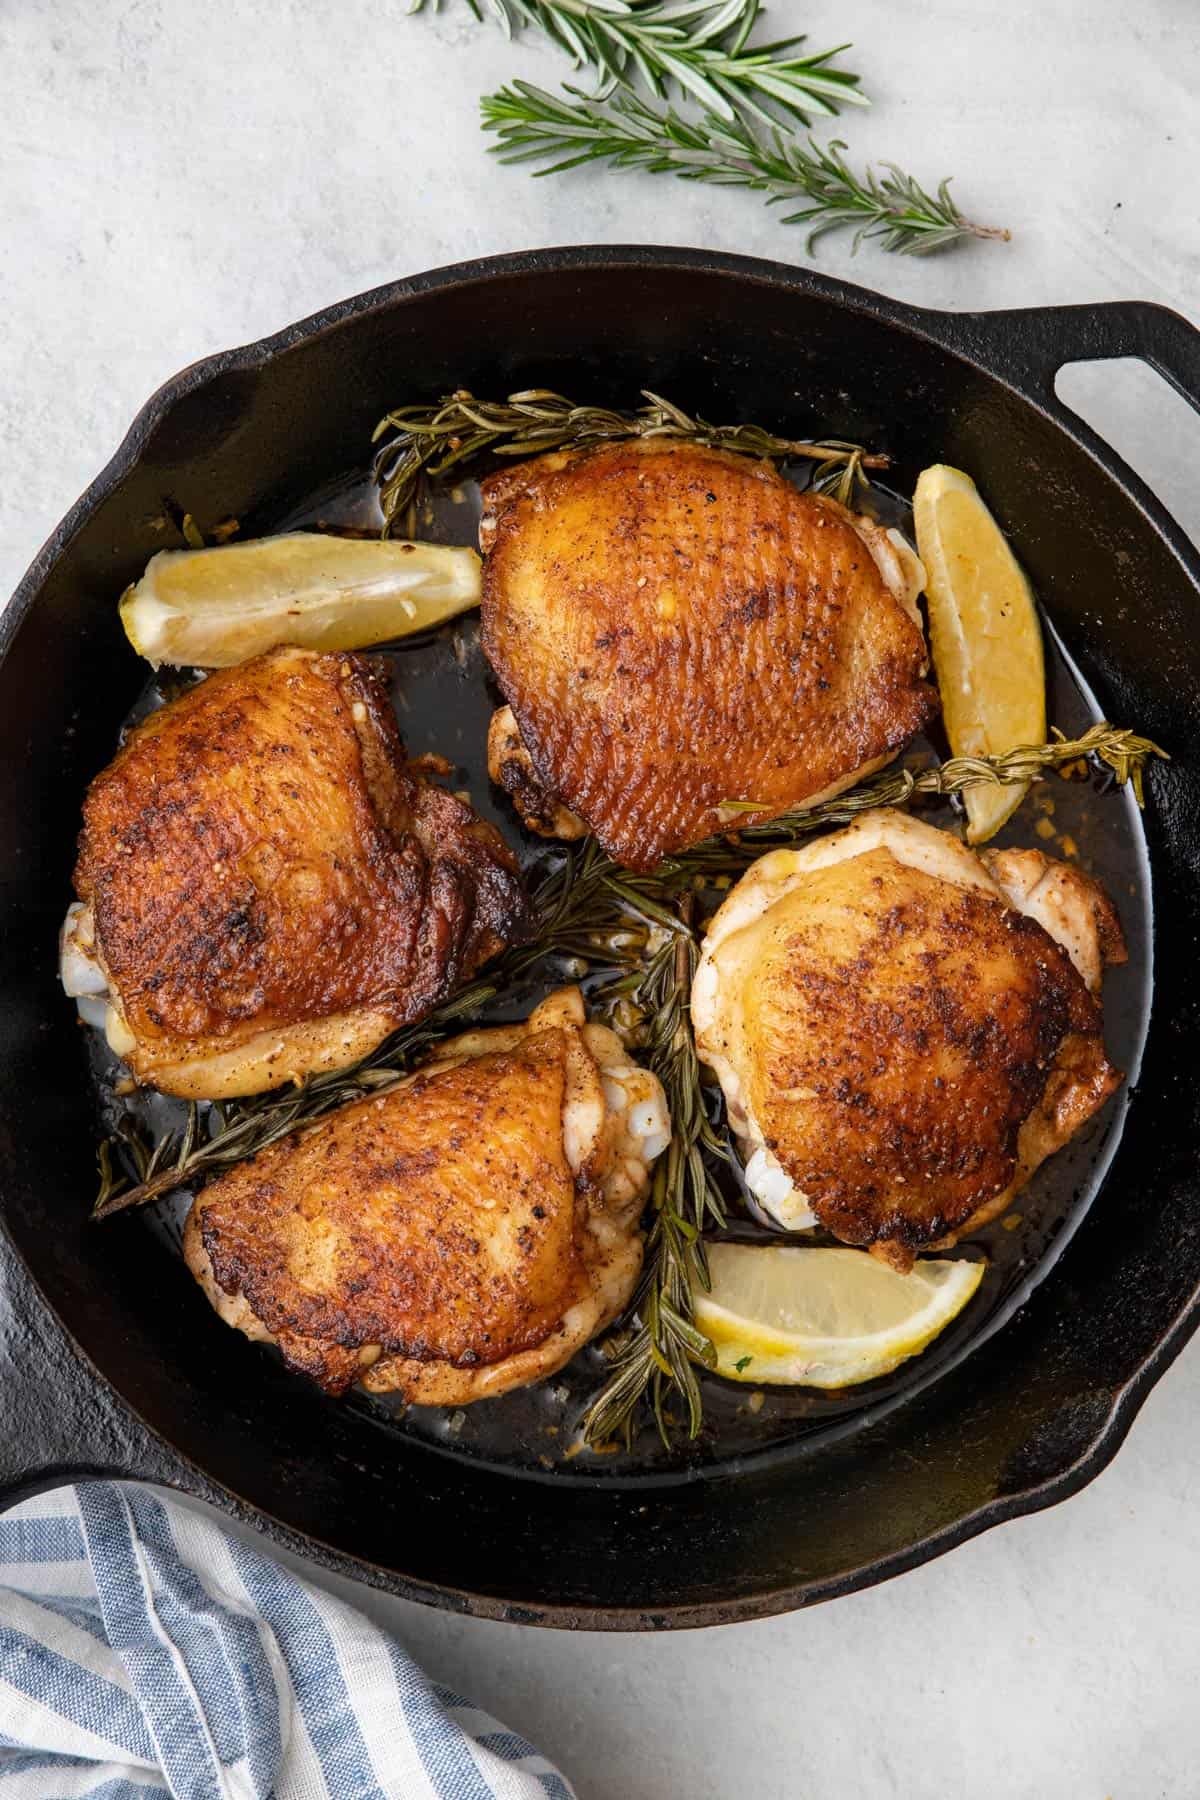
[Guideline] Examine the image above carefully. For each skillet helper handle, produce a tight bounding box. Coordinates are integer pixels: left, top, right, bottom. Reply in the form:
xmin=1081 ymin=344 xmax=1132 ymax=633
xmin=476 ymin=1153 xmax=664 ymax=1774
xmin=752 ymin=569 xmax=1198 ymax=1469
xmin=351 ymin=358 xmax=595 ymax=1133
xmin=0 ymin=1228 xmax=204 ymax=1510
xmin=944 ymin=298 xmax=1200 ymax=415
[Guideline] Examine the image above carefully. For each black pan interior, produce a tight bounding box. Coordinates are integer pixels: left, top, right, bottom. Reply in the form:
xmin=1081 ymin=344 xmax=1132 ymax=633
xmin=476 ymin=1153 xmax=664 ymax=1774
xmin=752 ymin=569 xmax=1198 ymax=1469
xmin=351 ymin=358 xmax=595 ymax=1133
xmin=89 ymin=465 xmax=1152 ymax=1489
xmin=1 ymin=251 xmax=1197 ymax=1624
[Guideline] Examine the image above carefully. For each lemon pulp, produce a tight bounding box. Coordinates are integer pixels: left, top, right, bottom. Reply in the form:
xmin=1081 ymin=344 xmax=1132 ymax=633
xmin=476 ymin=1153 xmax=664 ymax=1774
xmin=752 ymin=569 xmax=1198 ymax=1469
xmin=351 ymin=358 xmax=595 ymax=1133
xmin=693 ymin=1242 xmax=984 ymax=1387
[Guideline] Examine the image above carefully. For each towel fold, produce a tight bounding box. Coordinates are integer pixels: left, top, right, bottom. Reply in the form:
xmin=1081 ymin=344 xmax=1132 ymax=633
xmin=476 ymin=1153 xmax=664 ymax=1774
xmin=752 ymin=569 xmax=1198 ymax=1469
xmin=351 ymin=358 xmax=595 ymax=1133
xmin=0 ymin=1482 xmax=573 ymax=1800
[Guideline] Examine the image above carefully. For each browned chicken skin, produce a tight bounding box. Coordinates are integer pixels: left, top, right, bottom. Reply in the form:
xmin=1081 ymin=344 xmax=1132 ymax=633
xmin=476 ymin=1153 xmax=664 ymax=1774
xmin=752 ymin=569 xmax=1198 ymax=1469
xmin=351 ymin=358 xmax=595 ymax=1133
xmin=480 ymin=439 xmax=936 ymax=870
xmin=486 ymin=704 xmax=587 ymax=843
xmin=69 ymin=647 xmax=529 ymax=1098
xmin=693 ymin=812 xmax=1126 ymax=1268
xmin=183 ymin=989 xmax=670 ymax=1400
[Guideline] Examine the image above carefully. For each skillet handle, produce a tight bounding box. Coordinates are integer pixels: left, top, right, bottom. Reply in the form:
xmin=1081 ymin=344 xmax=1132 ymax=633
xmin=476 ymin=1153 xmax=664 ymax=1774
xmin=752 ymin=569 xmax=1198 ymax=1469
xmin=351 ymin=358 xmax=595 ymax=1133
xmin=940 ymin=298 xmax=1200 ymax=413
xmin=0 ymin=1228 xmax=214 ymax=1511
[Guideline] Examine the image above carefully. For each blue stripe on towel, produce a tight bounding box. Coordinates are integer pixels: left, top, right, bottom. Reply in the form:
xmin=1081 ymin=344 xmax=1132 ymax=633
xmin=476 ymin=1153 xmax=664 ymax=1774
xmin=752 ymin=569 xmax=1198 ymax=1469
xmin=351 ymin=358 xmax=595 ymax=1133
xmin=229 ymin=1533 xmax=387 ymax=1800
xmin=0 ymin=1519 xmax=85 ymax=1566
xmin=127 ymin=1491 xmax=282 ymax=1792
xmin=10 ymin=1594 xmax=108 ymax=1650
xmin=386 ymin=1639 xmax=496 ymax=1800
xmin=77 ymin=1485 xmax=226 ymax=1800
xmin=476 ymin=1733 xmax=575 ymax=1800
xmin=0 ymin=1625 xmax=157 ymax=1763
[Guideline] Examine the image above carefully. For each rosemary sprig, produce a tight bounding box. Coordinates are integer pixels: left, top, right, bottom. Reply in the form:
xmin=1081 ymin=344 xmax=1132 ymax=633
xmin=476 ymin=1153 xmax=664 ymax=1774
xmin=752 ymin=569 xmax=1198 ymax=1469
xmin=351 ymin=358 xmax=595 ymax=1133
xmin=482 ymin=84 xmax=1009 ymax=254
xmin=581 ymin=916 xmax=729 ymax=1449
xmin=371 ymin=385 xmax=887 ymax=531
xmin=411 ymin=0 xmax=866 ymax=126
xmin=692 ymin=723 xmax=1169 ymax=872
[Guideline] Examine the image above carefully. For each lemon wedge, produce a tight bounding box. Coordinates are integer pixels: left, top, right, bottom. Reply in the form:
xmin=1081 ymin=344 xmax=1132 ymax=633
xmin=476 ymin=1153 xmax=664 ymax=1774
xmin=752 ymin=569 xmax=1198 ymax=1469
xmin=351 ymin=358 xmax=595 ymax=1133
xmin=120 ymin=533 xmax=481 ymax=668
xmin=694 ymin=1243 xmax=984 ymax=1387
xmin=913 ymin=464 xmax=1046 ymax=843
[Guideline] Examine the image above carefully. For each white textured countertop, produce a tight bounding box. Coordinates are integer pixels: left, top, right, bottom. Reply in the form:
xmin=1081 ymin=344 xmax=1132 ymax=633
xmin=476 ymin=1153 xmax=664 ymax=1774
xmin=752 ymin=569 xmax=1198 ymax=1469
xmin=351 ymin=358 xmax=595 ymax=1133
xmin=3 ymin=3 xmax=1199 ymax=1795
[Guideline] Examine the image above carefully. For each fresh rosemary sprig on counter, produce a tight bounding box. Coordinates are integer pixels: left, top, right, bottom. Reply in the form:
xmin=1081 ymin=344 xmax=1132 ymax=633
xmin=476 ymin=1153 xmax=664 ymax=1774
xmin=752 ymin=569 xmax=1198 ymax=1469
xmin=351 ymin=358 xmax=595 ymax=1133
xmin=371 ymin=385 xmax=886 ymax=531
xmin=410 ymin=0 xmax=865 ymax=126
xmin=483 ymin=84 xmax=1009 ymax=255
xmin=411 ymin=0 xmax=1005 ymax=253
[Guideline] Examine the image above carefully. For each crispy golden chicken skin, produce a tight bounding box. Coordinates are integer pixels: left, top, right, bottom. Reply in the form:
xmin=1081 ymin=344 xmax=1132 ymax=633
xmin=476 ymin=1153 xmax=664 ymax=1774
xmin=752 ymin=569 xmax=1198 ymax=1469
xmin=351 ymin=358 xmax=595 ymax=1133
xmin=183 ymin=989 xmax=671 ymax=1401
xmin=68 ymin=647 xmax=529 ymax=1099
xmin=480 ymin=439 xmax=936 ymax=870
xmin=692 ymin=812 xmax=1126 ymax=1268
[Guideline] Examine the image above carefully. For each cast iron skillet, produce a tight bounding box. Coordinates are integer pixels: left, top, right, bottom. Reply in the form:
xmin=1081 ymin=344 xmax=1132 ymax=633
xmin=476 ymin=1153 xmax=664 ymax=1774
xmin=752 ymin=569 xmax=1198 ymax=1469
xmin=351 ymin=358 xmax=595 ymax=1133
xmin=2 ymin=246 xmax=1199 ymax=1630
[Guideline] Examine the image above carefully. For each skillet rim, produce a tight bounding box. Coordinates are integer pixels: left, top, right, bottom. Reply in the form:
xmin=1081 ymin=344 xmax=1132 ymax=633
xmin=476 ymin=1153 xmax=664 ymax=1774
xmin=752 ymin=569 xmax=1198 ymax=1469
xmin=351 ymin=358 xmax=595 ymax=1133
xmin=3 ymin=242 xmax=1199 ymax=1629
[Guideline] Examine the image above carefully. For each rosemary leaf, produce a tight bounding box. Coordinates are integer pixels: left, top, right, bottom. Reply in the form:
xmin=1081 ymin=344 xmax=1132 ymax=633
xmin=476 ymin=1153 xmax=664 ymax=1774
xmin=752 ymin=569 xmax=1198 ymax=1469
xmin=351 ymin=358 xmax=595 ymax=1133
xmin=371 ymin=385 xmax=887 ymax=532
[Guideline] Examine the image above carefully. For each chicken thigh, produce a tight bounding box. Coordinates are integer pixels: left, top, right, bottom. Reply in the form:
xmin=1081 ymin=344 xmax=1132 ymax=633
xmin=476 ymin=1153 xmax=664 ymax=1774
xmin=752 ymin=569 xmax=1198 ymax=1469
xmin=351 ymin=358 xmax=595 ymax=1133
xmin=183 ymin=988 xmax=670 ymax=1401
xmin=480 ymin=439 xmax=936 ymax=870
xmin=692 ymin=811 xmax=1126 ymax=1268
xmin=65 ymin=647 xmax=529 ymax=1098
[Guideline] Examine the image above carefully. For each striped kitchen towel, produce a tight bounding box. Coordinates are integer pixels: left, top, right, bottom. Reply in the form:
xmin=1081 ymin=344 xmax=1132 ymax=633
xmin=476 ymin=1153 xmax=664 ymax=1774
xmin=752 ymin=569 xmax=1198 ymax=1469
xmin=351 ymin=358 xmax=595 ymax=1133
xmin=0 ymin=1482 xmax=573 ymax=1800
